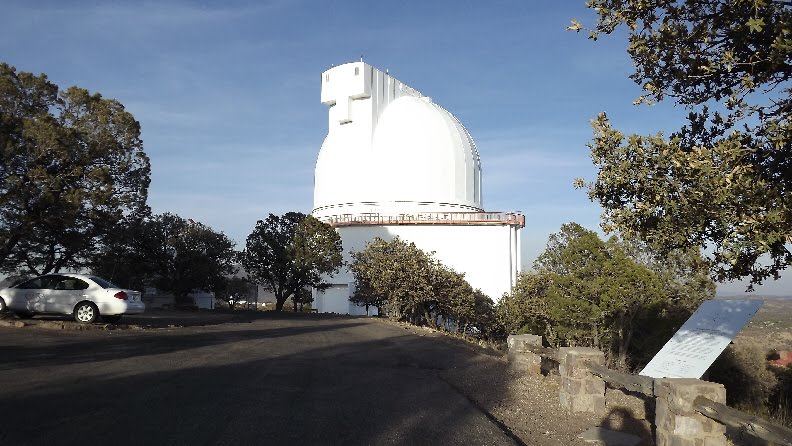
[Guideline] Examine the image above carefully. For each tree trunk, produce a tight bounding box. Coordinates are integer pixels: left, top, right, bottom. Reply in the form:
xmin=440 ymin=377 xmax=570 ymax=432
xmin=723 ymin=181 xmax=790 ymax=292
xmin=618 ymin=310 xmax=636 ymax=369
xmin=423 ymin=306 xmax=434 ymax=328
xmin=275 ymin=295 xmax=286 ymax=312
xmin=592 ymin=323 xmax=600 ymax=349
xmin=617 ymin=313 xmax=627 ymax=367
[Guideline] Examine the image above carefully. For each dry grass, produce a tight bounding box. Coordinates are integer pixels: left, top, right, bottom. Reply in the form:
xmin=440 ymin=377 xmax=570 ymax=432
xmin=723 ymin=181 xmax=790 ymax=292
xmin=712 ymin=297 xmax=792 ymax=428
xmin=737 ymin=298 xmax=792 ymax=348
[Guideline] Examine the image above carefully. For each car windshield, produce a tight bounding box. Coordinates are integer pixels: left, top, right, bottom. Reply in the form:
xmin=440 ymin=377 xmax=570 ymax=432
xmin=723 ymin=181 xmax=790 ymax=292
xmin=89 ymin=276 xmax=120 ymax=289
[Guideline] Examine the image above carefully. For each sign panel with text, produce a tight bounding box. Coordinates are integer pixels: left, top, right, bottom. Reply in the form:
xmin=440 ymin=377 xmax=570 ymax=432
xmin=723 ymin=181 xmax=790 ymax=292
xmin=639 ymin=299 xmax=763 ymax=379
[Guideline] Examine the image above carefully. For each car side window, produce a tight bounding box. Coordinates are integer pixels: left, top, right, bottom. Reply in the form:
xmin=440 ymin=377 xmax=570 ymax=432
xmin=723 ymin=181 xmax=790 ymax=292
xmin=15 ymin=277 xmax=45 ymax=289
xmin=46 ymin=276 xmax=69 ymax=290
xmin=53 ymin=278 xmax=89 ymax=290
xmin=89 ymin=276 xmax=120 ymax=289
xmin=72 ymin=279 xmax=89 ymax=290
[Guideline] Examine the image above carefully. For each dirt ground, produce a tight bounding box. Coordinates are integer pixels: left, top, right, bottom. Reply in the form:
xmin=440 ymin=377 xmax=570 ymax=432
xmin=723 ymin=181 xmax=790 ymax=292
xmin=735 ymin=298 xmax=792 ymax=352
xmin=373 ymin=320 xmax=650 ymax=446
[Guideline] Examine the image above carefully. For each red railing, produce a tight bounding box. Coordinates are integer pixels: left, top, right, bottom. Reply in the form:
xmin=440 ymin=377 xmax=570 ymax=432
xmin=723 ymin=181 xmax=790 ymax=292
xmin=317 ymin=212 xmax=525 ymax=227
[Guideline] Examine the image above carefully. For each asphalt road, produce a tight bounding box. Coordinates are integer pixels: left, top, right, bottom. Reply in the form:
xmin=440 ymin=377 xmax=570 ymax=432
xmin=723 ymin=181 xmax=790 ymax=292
xmin=0 ymin=313 xmax=518 ymax=446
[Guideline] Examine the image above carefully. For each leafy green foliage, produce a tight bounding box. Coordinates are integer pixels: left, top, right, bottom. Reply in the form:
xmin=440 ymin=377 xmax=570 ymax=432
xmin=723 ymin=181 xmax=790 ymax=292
xmin=241 ymin=212 xmax=342 ymax=312
xmin=0 ymin=62 xmax=150 ymax=275
xmin=350 ymin=237 xmax=436 ymax=323
xmin=349 ymin=237 xmax=500 ymax=338
xmin=347 ymin=276 xmax=383 ymax=315
xmin=576 ymin=1 xmax=792 ymax=287
xmin=214 ymin=276 xmax=256 ymax=310
xmin=496 ymin=270 xmax=555 ymax=336
xmin=708 ymin=344 xmax=781 ymax=417
xmin=618 ymin=241 xmax=717 ymax=364
xmin=92 ymin=213 xmax=237 ymax=305
xmin=290 ymin=286 xmax=314 ymax=312
xmin=498 ymin=223 xmax=715 ymax=368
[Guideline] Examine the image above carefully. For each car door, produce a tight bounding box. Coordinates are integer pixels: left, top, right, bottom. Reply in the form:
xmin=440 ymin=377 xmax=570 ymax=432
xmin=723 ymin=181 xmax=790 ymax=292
xmin=14 ymin=277 xmax=49 ymax=312
xmin=47 ymin=276 xmax=89 ymax=314
xmin=43 ymin=275 xmax=68 ymax=313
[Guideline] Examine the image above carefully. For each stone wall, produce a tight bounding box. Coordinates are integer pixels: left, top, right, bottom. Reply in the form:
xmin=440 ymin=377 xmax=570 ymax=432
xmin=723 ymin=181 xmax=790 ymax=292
xmin=506 ymin=338 xmax=731 ymax=445
xmin=654 ymin=379 xmax=726 ymax=446
xmin=506 ymin=334 xmax=542 ymax=374
xmin=557 ymin=347 xmax=606 ymax=415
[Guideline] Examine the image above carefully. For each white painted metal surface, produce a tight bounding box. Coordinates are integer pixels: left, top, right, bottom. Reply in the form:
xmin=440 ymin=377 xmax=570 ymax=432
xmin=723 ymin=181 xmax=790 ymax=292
xmin=639 ymin=299 xmax=763 ymax=379
xmin=314 ymin=62 xmax=482 ymax=218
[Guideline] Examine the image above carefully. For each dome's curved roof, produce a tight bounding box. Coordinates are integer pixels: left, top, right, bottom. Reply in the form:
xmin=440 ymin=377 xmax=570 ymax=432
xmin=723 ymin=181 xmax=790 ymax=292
xmin=369 ymin=96 xmax=481 ymax=208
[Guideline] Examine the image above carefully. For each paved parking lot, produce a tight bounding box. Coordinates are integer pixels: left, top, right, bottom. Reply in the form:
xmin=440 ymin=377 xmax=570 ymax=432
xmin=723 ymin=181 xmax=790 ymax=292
xmin=0 ymin=312 xmax=522 ymax=446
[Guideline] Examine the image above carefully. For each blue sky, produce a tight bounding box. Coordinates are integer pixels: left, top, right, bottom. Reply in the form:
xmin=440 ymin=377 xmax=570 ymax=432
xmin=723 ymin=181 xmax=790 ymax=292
xmin=1 ymin=1 xmax=786 ymax=295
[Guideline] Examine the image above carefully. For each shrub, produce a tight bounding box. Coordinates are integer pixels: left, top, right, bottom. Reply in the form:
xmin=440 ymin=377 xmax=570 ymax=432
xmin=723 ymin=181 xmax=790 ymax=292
xmin=708 ymin=345 xmax=779 ymax=418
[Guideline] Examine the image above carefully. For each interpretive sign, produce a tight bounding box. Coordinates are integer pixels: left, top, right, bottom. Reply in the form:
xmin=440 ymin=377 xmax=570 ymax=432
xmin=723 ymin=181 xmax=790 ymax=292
xmin=639 ymin=299 xmax=763 ymax=379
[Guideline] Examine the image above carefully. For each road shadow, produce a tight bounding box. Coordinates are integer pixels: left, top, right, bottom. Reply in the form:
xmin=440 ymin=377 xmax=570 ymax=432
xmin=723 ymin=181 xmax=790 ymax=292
xmin=0 ymin=317 xmax=610 ymax=445
xmin=0 ymin=321 xmax=521 ymax=446
xmin=0 ymin=319 xmax=368 ymax=370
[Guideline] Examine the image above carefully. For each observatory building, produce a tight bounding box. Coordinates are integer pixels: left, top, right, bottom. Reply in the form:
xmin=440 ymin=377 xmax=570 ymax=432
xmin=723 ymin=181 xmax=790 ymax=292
xmin=312 ymin=61 xmax=524 ymax=314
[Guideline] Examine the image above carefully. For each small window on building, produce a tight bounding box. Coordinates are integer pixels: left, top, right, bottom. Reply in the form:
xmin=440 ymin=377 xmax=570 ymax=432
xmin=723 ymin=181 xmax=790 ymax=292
xmin=354 ymin=67 xmax=359 ymax=76
xmin=325 ymin=74 xmax=329 ymax=82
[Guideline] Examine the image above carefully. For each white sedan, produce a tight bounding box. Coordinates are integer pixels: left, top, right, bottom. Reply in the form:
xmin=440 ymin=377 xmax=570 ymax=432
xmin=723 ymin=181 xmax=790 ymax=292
xmin=0 ymin=273 xmax=144 ymax=324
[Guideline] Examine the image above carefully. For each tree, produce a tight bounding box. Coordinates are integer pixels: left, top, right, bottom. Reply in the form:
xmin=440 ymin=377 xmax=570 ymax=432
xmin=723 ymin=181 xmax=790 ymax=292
xmin=349 ymin=236 xmax=438 ymax=324
xmin=617 ymin=241 xmax=716 ymax=364
xmin=348 ymin=277 xmax=383 ymax=316
xmin=447 ymin=287 xmax=501 ymax=339
xmin=92 ymin=213 xmax=237 ymax=305
xmin=496 ymin=270 xmax=556 ymax=339
xmin=241 ymin=212 xmax=342 ymax=312
xmin=538 ymin=223 xmax=666 ymax=361
xmin=618 ymin=241 xmax=716 ymax=311
xmin=350 ymin=236 xmax=501 ymax=337
xmin=501 ymin=223 xmax=668 ymax=366
xmin=145 ymin=214 xmax=237 ymax=305
xmin=214 ymin=276 xmax=256 ymax=310
xmin=467 ymin=290 xmax=502 ymax=339
xmin=0 ymin=63 xmax=150 ymax=275
xmin=291 ymin=287 xmax=313 ymax=312
xmin=573 ymin=1 xmax=792 ymax=288
xmin=433 ymin=265 xmax=475 ymax=329
xmin=498 ymin=223 xmax=716 ymax=367
xmin=89 ymin=212 xmax=151 ymax=291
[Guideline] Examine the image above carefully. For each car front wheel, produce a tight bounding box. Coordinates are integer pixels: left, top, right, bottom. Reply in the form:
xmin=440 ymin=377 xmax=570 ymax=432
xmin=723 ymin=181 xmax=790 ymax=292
xmin=0 ymin=297 xmax=6 ymax=312
xmin=74 ymin=302 xmax=99 ymax=324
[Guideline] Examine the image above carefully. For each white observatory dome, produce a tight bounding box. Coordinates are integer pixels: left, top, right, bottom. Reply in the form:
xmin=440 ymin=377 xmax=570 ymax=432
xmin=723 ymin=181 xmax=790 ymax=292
xmin=312 ymin=62 xmax=482 ymax=218
xmin=369 ymin=96 xmax=481 ymax=212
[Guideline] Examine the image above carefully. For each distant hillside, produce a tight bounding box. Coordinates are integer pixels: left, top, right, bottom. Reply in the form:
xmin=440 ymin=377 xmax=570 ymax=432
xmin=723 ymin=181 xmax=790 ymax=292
xmin=715 ymin=293 xmax=792 ymax=300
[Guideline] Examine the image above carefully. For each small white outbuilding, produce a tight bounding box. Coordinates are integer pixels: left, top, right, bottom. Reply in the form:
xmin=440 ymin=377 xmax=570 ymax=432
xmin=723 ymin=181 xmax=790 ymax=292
xmin=312 ymin=61 xmax=524 ymax=315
